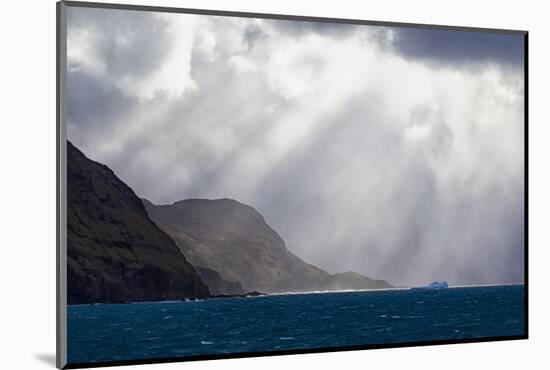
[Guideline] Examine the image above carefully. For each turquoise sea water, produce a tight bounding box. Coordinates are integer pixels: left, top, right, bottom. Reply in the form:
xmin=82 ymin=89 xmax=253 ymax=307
xmin=67 ymin=285 xmax=525 ymax=365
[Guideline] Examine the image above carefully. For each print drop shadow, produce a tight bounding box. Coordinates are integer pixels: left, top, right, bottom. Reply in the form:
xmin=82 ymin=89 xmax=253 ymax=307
xmin=34 ymin=353 xmax=56 ymax=367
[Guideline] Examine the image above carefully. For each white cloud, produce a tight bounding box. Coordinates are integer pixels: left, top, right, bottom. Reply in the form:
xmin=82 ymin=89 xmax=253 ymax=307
xmin=122 ymin=14 xmax=198 ymax=100
xmin=228 ymin=55 xmax=257 ymax=72
xmin=67 ymin=9 xmax=199 ymax=100
xmin=67 ymin=10 xmax=524 ymax=286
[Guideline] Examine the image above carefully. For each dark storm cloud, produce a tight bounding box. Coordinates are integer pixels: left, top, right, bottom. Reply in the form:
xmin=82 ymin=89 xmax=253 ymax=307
xmin=268 ymin=19 xmax=358 ymax=38
xmin=66 ymin=8 xmax=525 ymax=287
xmin=66 ymin=70 xmax=134 ymax=143
xmin=256 ymin=18 xmax=525 ymax=69
xmin=391 ymin=27 xmax=524 ymax=68
xmin=243 ymin=23 xmax=265 ymax=50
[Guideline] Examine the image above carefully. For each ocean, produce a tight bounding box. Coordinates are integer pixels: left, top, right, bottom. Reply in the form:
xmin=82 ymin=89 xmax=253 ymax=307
xmin=67 ymin=284 xmax=525 ymax=365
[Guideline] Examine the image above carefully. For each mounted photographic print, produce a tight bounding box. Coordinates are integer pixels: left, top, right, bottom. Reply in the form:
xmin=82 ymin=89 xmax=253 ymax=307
xmin=56 ymin=1 xmax=528 ymax=368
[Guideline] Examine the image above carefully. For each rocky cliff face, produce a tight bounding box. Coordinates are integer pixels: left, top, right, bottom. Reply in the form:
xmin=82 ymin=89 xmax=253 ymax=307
xmin=143 ymin=198 xmax=392 ymax=294
xmin=193 ymin=266 xmax=245 ymax=295
xmin=67 ymin=141 xmax=209 ymax=304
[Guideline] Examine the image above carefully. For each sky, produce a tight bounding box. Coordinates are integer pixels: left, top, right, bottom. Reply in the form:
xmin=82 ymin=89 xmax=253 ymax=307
xmin=66 ymin=6 xmax=525 ymax=287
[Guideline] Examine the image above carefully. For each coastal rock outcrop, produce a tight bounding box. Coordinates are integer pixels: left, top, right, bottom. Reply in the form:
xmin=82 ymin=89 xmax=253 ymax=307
xmin=67 ymin=141 xmax=210 ymax=304
xmin=143 ymin=198 xmax=392 ymax=294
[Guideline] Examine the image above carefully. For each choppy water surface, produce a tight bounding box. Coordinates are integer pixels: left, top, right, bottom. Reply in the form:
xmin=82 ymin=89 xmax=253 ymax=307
xmin=68 ymin=285 xmax=525 ymax=364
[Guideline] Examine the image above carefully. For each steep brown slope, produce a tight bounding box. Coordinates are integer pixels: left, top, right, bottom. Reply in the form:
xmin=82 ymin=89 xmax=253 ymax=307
xmin=143 ymin=198 xmax=392 ymax=294
xmin=67 ymin=141 xmax=209 ymax=304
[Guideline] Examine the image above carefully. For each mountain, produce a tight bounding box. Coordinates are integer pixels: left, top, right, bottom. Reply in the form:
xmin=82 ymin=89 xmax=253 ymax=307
xmin=66 ymin=141 xmax=209 ymax=304
xmin=143 ymin=198 xmax=392 ymax=294
xmin=193 ymin=266 xmax=245 ymax=295
xmin=323 ymin=271 xmax=392 ymax=291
